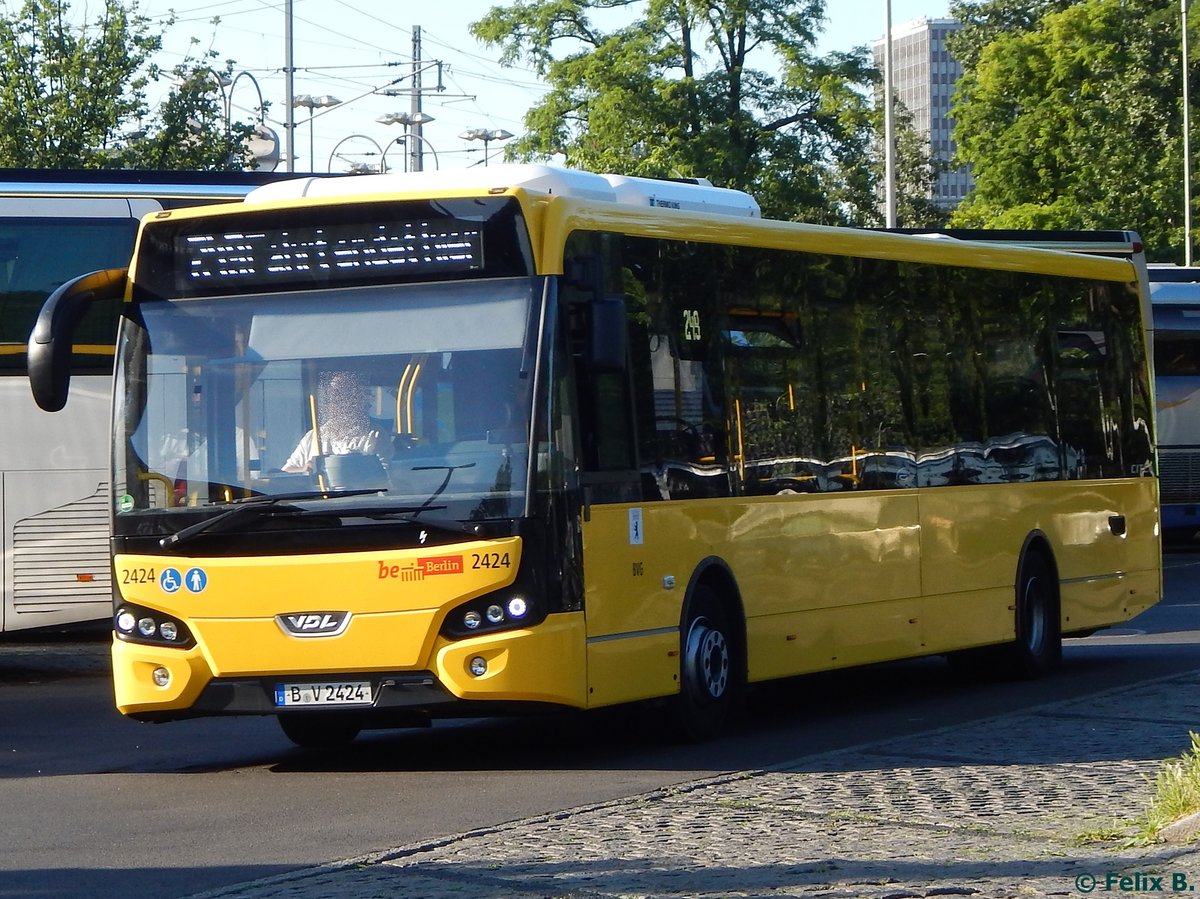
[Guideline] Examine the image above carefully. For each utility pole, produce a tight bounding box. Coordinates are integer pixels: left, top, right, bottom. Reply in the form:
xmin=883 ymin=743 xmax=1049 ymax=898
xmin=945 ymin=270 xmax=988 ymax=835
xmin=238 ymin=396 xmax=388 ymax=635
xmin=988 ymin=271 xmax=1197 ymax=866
xmin=285 ymin=0 xmax=296 ymax=173
xmin=411 ymin=27 xmax=425 ymax=173
xmin=381 ymin=29 xmax=459 ymax=171
xmin=1186 ymin=0 xmax=1193 ymax=265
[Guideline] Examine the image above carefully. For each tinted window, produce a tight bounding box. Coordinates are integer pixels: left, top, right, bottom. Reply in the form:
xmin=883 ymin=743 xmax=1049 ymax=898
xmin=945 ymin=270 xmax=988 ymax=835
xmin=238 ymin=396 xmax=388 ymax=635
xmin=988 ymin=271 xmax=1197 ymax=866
xmin=596 ymin=235 xmax=1152 ymax=498
xmin=0 ymin=217 xmax=133 ymax=373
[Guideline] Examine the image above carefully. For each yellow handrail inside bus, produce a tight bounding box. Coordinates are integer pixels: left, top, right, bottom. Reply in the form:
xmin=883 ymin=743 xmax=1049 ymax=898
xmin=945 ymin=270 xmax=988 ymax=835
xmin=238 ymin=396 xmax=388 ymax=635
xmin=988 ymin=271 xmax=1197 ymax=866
xmin=308 ymin=391 xmax=327 ymax=492
xmin=137 ymin=472 xmax=174 ymax=508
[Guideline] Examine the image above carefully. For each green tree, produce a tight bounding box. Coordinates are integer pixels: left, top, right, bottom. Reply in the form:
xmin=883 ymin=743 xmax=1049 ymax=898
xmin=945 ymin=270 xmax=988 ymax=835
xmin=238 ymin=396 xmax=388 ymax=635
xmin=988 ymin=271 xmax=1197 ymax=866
xmin=124 ymin=53 xmax=258 ymax=171
xmin=0 ymin=0 xmax=252 ymax=170
xmin=949 ymin=0 xmax=1184 ymax=261
xmin=472 ymin=0 xmax=939 ymax=225
xmin=947 ymin=0 xmax=1076 ymax=71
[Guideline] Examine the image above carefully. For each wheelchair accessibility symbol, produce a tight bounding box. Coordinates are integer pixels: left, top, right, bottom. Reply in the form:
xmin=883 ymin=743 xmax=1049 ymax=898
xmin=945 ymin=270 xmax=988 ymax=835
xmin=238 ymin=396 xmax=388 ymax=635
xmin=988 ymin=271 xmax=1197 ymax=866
xmin=160 ymin=567 xmax=207 ymax=594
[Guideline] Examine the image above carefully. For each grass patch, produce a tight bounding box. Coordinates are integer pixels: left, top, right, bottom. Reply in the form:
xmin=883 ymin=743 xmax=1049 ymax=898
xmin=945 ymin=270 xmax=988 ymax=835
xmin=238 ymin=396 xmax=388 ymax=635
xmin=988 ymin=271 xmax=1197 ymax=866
xmin=1077 ymin=733 xmax=1200 ymax=846
xmin=1130 ymin=732 xmax=1200 ymax=843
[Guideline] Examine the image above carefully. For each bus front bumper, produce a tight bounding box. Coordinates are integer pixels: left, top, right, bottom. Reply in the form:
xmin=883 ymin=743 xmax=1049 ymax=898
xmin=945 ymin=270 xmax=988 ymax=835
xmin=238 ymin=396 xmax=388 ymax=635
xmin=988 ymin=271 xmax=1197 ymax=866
xmin=112 ymin=611 xmax=588 ymax=720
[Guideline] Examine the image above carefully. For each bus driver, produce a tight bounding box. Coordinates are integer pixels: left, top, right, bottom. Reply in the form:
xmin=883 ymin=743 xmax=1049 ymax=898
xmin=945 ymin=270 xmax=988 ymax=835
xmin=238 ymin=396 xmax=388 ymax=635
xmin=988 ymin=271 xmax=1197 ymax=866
xmin=282 ymin=370 xmax=381 ymax=474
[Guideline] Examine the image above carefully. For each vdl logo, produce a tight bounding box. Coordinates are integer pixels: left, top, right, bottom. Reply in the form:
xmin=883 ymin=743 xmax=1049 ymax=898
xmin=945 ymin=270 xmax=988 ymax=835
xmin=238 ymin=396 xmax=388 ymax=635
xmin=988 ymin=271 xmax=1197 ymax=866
xmin=276 ymin=611 xmax=352 ymax=638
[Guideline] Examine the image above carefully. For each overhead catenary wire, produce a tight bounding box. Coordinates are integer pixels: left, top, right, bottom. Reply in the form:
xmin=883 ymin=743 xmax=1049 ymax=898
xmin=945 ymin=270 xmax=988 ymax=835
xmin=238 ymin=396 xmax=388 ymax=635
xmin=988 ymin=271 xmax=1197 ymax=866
xmin=14 ymin=0 xmax=552 ymax=169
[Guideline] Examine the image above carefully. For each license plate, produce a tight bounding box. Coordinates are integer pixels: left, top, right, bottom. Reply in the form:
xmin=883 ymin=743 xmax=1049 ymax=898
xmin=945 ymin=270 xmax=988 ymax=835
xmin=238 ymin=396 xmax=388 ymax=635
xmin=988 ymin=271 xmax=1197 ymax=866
xmin=274 ymin=681 xmax=372 ymax=707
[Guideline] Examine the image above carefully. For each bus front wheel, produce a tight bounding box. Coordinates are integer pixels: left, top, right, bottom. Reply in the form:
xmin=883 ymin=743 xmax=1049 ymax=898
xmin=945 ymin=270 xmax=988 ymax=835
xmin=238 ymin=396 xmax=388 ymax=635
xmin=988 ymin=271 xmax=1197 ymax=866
xmin=277 ymin=712 xmax=362 ymax=749
xmin=673 ymin=585 xmax=738 ymax=740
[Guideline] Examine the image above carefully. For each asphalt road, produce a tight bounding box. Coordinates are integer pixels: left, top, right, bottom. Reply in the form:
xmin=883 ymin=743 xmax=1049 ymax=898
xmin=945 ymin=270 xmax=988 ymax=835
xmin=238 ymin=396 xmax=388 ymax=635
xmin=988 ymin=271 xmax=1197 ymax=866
xmin=3 ymin=550 xmax=1200 ymax=899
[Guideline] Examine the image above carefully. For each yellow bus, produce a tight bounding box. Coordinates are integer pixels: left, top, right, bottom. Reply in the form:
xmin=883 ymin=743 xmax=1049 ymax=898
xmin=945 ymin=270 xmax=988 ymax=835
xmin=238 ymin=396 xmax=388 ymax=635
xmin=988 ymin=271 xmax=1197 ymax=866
xmin=28 ymin=166 xmax=1161 ymax=747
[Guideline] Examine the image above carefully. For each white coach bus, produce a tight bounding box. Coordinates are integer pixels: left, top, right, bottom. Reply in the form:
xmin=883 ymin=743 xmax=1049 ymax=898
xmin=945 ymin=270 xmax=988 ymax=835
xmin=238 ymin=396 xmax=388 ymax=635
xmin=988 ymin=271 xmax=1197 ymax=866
xmin=0 ymin=169 xmax=298 ymax=633
xmin=1147 ymin=265 xmax=1200 ymax=537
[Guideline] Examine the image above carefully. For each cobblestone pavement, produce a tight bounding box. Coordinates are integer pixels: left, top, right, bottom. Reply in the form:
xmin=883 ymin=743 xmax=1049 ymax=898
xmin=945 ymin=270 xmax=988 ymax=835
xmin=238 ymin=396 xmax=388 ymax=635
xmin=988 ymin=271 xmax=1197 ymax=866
xmin=185 ymin=668 xmax=1200 ymax=899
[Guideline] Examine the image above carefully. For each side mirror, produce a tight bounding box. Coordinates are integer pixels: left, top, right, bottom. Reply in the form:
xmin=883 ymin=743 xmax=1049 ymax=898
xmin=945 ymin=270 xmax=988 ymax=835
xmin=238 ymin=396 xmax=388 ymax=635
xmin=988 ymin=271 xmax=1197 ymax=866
xmin=28 ymin=268 xmax=128 ymax=412
xmin=564 ymin=255 xmax=627 ymax=374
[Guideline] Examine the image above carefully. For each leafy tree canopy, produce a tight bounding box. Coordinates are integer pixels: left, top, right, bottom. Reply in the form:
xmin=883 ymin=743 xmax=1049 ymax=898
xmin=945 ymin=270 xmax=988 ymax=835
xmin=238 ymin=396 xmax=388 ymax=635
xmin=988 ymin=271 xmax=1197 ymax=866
xmin=472 ymin=0 xmax=941 ymax=225
xmin=949 ymin=0 xmax=1184 ymax=261
xmin=0 ymin=0 xmax=256 ymax=170
xmin=947 ymin=0 xmax=1076 ymax=71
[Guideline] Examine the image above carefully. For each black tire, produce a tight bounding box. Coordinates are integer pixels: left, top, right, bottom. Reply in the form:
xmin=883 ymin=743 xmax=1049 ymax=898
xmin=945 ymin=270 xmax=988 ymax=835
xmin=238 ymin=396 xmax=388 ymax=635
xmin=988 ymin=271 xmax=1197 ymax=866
xmin=672 ymin=585 xmax=739 ymax=740
xmin=1001 ymin=551 xmax=1062 ymax=678
xmin=277 ymin=712 xmax=362 ymax=749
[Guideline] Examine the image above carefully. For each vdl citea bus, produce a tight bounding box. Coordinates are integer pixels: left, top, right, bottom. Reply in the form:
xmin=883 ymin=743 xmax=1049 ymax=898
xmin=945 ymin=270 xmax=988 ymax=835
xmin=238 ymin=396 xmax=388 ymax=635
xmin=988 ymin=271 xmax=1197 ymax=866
xmin=28 ymin=165 xmax=1161 ymax=746
xmin=0 ymin=168 xmax=302 ymax=635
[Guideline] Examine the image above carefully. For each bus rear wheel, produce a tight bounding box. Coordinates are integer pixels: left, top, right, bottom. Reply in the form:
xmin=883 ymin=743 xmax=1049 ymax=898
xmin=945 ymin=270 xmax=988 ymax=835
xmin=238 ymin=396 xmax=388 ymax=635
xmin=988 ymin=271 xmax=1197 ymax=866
xmin=672 ymin=585 xmax=738 ymax=740
xmin=1002 ymin=551 xmax=1062 ymax=678
xmin=277 ymin=712 xmax=362 ymax=749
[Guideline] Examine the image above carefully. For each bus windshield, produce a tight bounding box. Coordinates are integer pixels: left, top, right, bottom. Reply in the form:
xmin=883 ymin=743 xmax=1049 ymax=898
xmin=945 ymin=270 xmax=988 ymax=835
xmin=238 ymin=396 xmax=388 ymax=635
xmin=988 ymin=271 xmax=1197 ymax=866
xmin=113 ymin=277 xmax=536 ymax=534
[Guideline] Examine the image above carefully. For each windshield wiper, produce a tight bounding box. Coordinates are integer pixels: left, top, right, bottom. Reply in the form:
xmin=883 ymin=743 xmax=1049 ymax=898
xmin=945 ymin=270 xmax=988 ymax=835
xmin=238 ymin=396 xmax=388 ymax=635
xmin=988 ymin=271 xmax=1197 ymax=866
xmin=159 ymin=488 xmax=382 ymax=549
xmin=411 ymin=461 xmax=476 ymax=510
xmin=301 ymin=503 xmax=484 ymax=538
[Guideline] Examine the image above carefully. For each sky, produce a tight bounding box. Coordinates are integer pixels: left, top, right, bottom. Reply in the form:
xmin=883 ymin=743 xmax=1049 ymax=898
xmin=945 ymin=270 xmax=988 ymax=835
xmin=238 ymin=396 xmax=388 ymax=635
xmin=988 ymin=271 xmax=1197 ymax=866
xmin=128 ymin=0 xmax=949 ymax=173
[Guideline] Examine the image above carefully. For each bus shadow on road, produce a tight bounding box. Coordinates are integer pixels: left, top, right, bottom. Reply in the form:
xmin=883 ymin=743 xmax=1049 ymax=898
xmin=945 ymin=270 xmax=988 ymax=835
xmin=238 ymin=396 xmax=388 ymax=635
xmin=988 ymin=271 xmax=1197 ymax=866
xmin=264 ymin=645 xmax=1200 ymax=777
xmin=1 ymin=864 xmax=297 ymax=899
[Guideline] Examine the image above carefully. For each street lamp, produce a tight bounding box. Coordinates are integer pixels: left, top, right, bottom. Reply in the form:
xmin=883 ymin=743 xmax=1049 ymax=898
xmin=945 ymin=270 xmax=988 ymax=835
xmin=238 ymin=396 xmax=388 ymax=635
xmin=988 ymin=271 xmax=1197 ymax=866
xmin=376 ymin=112 xmax=439 ymax=172
xmin=175 ymin=67 xmax=273 ymax=169
xmin=177 ymin=69 xmax=268 ymax=128
xmin=229 ymin=71 xmax=267 ymax=124
xmin=292 ymin=94 xmax=342 ymax=173
xmin=883 ymin=0 xmax=897 ymax=227
xmin=458 ymin=128 xmax=514 ymax=167
xmin=377 ymin=112 xmax=441 ymax=172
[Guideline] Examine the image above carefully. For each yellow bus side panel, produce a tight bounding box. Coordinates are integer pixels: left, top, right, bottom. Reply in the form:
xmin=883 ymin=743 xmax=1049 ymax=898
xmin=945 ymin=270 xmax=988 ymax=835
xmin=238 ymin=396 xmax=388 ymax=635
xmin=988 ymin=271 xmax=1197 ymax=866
xmin=586 ymin=630 xmax=680 ymax=708
xmin=580 ymin=492 xmax=922 ymax=704
xmin=919 ymin=481 xmax=1158 ymax=596
xmin=918 ymin=479 xmax=1161 ymax=640
xmin=579 ymin=479 xmax=1159 ymax=705
xmin=582 ymin=493 xmax=923 ymax=635
xmin=1059 ymin=569 xmax=1161 ymax=634
xmin=921 ymin=587 xmax=1016 ymax=655
xmin=432 ymin=612 xmax=587 ymax=706
xmin=920 ymin=570 xmax=1159 ymax=657
xmin=745 ymin=598 xmax=924 ymax=681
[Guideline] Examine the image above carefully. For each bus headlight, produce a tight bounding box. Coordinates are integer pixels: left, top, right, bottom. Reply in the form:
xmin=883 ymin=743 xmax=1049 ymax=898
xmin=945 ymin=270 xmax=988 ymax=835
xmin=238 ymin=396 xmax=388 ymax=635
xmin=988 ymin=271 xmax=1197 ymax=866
xmin=114 ymin=603 xmax=195 ymax=649
xmin=440 ymin=589 xmax=544 ymax=639
xmin=506 ymin=597 xmax=528 ymax=618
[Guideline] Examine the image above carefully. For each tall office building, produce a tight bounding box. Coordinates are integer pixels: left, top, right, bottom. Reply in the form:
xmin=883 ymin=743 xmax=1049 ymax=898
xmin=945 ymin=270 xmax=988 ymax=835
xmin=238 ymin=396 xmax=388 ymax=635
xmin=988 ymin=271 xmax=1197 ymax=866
xmin=873 ymin=17 xmax=973 ymax=210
